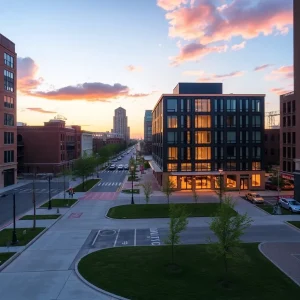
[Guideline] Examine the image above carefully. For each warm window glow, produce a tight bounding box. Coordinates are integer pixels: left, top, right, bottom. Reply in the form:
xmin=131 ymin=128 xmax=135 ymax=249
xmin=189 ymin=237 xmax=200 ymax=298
xmin=195 ymin=99 xmax=211 ymax=112
xmin=195 ymin=131 xmax=211 ymax=144
xmin=167 ymin=163 xmax=178 ymax=171
xmin=252 ymin=162 xmax=261 ymax=170
xmin=168 ymin=147 xmax=178 ymax=160
xmin=195 ymin=115 xmax=211 ymax=128
xmin=195 ymin=163 xmax=211 ymax=171
xmin=181 ymin=163 xmax=192 ymax=171
xmin=252 ymin=174 xmax=261 ymax=186
xmin=167 ymin=116 xmax=177 ymax=128
xmin=169 ymin=176 xmax=178 ymax=188
xmin=226 ymin=175 xmax=237 ymax=188
xmin=195 ymin=147 xmax=211 ymax=160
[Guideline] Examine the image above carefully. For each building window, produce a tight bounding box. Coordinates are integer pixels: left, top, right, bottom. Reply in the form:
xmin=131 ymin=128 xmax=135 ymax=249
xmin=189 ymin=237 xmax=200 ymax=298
xmin=283 ymin=133 xmax=286 ymax=143
xmin=287 ymin=116 xmax=291 ymax=126
xmin=227 ymin=131 xmax=236 ymax=143
xmin=187 ymin=99 xmax=191 ymax=112
xmin=167 ymin=116 xmax=177 ymax=128
xmin=227 ymin=99 xmax=236 ymax=112
xmin=167 ymin=99 xmax=177 ymax=112
xmin=195 ymin=131 xmax=211 ymax=144
xmin=283 ymin=161 xmax=287 ymax=171
xmin=167 ymin=132 xmax=177 ymax=144
xmin=240 ymin=162 xmax=249 ymax=170
xmin=4 ymin=113 xmax=14 ymax=126
xmin=180 ymin=115 xmax=190 ymax=128
xmin=181 ymin=147 xmax=191 ymax=160
xmin=287 ymin=102 xmax=291 ymax=113
xmin=292 ymin=100 xmax=296 ymax=112
xmin=168 ymin=147 xmax=178 ymax=160
xmin=240 ymin=115 xmax=249 ymax=127
xmin=4 ymin=53 xmax=14 ymax=68
xmin=167 ymin=163 xmax=178 ymax=171
xmin=252 ymin=99 xmax=261 ymax=112
xmin=227 ymin=146 xmax=236 ymax=159
xmin=252 ymin=116 xmax=261 ymax=127
xmin=293 ymin=147 xmax=296 ymax=159
xmin=226 ymin=162 xmax=236 ymax=171
xmin=283 ymin=103 xmax=286 ymax=113
xmin=227 ymin=175 xmax=237 ymax=188
xmin=4 ymin=150 xmax=14 ymax=163
xmin=4 ymin=96 xmax=14 ymax=108
xmin=195 ymin=115 xmax=211 ymax=128
xmin=252 ymin=162 xmax=261 ymax=170
xmin=252 ymin=131 xmax=261 ymax=143
xmin=195 ymin=147 xmax=211 ymax=160
xmin=195 ymin=163 xmax=211 ymax=171
xmin=292 ymin=115 xmax=296 ymax=126
xmin=195 ymin=99 xmax=211 ymax=112
xmin=283 ymin=147 xmax=286 ymax=158
xmin=4 ymin=132 xmax=14 ymax=144
xmin=292 ymin=132 xmax=296 ymax=144
xmin=226 ymin=115 xmax=236 ymax=127
xmin=181 ymin=163 xmax=192 ymax=171
xmin=180 ymin=99 xmax=184 ymax=112
xmin=288 ymin=161 xmax=291 ymax=172
xmin=252 ymin=147 xmax=261 ymax=158
xmin=252 ymin=174 xmax=261 ymax=187
xmin=287 ymin=147 xmax=291 ymax=158
xmin=169 ymin=176 xmax=177 ymax=188
xmin=287 ymin=132 xmax=291 ymax=143
xmin=4 ymin=70 xmax=14 ymax=92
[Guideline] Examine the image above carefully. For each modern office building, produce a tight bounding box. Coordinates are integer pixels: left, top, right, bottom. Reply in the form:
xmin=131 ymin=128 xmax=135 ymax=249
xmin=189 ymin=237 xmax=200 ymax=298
xmin=150 ymin=83 xmax=265 ymax=191
xmin=0 ymin=34 xmax=17 ymax=187
xmin=264 ymin=128 xmax=280 ymax=169
xmin=113 ymin=107 xmax=129 ymax=143
xmin=144 ymin=110 xmax=152 ymax=154
xmin=81 ymin=131 xmax=93 ymax=157
xmin=17 ymin=119 xmax=81 ymax=174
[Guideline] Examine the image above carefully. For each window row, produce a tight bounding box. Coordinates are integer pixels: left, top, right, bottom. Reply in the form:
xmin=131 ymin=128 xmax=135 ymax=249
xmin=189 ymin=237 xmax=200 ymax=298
xmin=4 ymin=95 xmax=14 ymax=108
xmin=282 ymin=160 xmax=295 ymax=173
xmin=4 ymin=132 xmax=14 ymax=144
xmin=4 ymin=113 xmax=14 ymax=126
xmin=4 ymin=150 xmax=14 ymax=163
xmin=4 ymin=70 xmax=14 ymax=92
xmin=283 ymin=101 xmax=296 ymax=114
xmin=283 ymin=115 xmax=296 ymax=127
xmin=282 ymin=147 xmax=296 ymax=159
xmin=283 ymin=132 xmax=296 ymax=144
xmin=4 ymin=53 xmax=14 ymax=68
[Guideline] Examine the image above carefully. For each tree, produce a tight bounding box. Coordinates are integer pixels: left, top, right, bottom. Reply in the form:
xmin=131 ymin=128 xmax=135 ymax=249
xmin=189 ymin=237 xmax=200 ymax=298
xmin=32 ymin=173 xmax=37 ymax=229
xmin=192 ymin=186 xmax=198 ymax=203
xmin=215 ymin=175 xmax=226 ymax=205
xmin=163 ymin=177 xmax=176 ymax=205
xmin=269 ymin=174 xmax=285 ymax=191
xmin=73 ymin=154 xmax=96 ymax=191
xmin=165 ymin=204 xmax=188 ymax=265
xmin=207 ymin=195 xmax=252 ymax=283
xmin=141 ymin=181 xmax=153 ymax=204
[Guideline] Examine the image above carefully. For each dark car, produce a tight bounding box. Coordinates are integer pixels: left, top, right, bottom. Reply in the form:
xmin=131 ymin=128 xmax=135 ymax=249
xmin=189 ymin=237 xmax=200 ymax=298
xmin=265 ymin=181 xmax=278 ymax=190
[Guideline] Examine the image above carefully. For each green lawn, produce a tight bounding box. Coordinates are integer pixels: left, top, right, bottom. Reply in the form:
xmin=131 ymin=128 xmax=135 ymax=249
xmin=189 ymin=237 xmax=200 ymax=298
xmin=73 ymin=179 xmax=100 ymax=192
xmin=288 ymin=221 xmax=300 ymax=228
xmin=121 ymin=189 xmax=140 ymax=194
xmin=107 ymin=203 xmax=236 ymax=219
xmin=0 ymin=253 xmax=16 ymax=266
xmin=258 ymin=204 xmax=294 ymax=215
xmin=40 ymin=199 xmax=77 ymax=208
xmin=20 ymin=214 xmax=61 ymax=220
xmin=78 ymin=244 xmax=300 ymax=300
xmin=0 ymin=228 xmax=45 ymax=247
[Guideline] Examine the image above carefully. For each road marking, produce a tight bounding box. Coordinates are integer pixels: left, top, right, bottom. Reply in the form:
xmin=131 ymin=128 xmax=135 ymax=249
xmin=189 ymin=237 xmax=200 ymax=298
xmin=108 ymin=183 xmax=111 ymax=186
xmin=114 ymin=229 xmax=120 ymax=247
xmin=134 ymin=229 xmax=136 ymax=246
xmin=119 ymin=182 xmax=122 ymax=186
xmin=92 ymin=230 xmax=100 ymax=246
xmin=150 ymin=228 xmax=161 ymax=246
xmin=122 ymin=241 xmax=128 ymax=245
xmin=98 ymin=183 xmax=101 ymax=186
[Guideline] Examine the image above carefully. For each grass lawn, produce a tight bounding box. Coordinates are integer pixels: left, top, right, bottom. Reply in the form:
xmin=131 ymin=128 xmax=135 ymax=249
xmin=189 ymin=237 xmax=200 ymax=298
xmin=287 ymin=221 xmax=300 ymax=229
xmin=121 ymin=189 xmax=140 ymax=194
xmin=107 ymin=203 xmax=236 ymax=219
xmin=258 ymin=204 xmax=294 ymax=215
xmin=0 ymin=228 xmax=45 ymax=247
xmin=0 ymin=253 xmax=16 ymax=266
xmin=73 ymin=179 xmax=100 ymax=192
xmin=78 ymin=244 xmax=300 ymax=300
xmin=20 ymin=214 xmax=61 ymax=220
xmin=127 ymin=176 xmax=139 ymax=182
xmin=40 ymin=199 xmax=77 ymax=208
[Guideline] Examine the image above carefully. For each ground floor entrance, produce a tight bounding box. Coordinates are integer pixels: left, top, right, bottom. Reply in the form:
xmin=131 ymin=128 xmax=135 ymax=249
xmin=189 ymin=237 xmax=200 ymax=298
xmin=240 ymin=178 xmax=249 ymax=190
xmin=3 ymin=168 xmax=15 ymax=187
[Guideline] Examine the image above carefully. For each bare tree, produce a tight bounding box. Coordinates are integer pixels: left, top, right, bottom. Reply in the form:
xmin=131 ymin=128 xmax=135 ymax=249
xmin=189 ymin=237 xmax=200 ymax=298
xmin=141 ymin=181 xmax=153 ymax=204
xmin=163 ymin=177 xmax=176 ymax=205
xmin=32 ymin=173 xmax=36 ymax=229
xmin=215 ymin=175 xmax=226 ymax=205
xmin=192 ymin=186 xmax=198 ymax=203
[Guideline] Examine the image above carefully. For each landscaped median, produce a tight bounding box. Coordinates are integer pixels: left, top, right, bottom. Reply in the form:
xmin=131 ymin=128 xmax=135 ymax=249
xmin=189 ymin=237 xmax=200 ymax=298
xmin=287 ymin=221 xmax=300 ymax=229
xmin=0 ymin=253 xmax=15 ymax=266
xmin=107 ymin=203 xmax=237 ymax=219
xmin=121 ymin=189 xmax=140 ymax=194
xmin=77 ymin=244 xmax=300 ymax=300
xmin=20 ymin=215 xmax=61 ymax=220
xmin=257 ymin=204 xmax=295 ymax=215
xmin=0 ymin=228 xmax=45 ymax=246
xmin=73 ymin=179 xmax=100 ymax=192
xmin=40 ymin=198 xmax=77 ymax=208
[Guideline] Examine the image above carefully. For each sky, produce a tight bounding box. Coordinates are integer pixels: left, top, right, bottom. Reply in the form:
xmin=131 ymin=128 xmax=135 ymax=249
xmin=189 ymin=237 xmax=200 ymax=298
xmin=0 ymin=0 xmax=294 ymax=138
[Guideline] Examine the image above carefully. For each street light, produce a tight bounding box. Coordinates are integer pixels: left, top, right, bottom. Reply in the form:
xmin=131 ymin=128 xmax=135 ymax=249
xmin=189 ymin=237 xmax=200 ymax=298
xmin=48 ymin=175 xmax=52 ymax=210
xmin=0 ymin=193 xmax=18 ymax=245
xmin=218 ymin=169 xmax=223 ymax=205
xmin=130 ymin=165 xmax=135 ymax=205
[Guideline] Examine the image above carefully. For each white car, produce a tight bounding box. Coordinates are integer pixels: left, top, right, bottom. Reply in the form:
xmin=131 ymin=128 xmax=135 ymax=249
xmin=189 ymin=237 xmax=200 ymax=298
xmin=245 ymin=193 xmax=264 ymax=204
xmin=279 ymin=198 xmax=300 ymax=213
xmin=117 ymin=164 xmax=124 ymax=170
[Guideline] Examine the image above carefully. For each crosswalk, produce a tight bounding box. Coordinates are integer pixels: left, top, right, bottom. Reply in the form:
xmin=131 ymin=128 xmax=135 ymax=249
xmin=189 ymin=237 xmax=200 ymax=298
xmin=14 ymin=188 xmax=61 ymax=194
xmin=100 ymin=170 xmax=129 ymax=173
xmin=97 ymin=182 xmax=122 ymax=186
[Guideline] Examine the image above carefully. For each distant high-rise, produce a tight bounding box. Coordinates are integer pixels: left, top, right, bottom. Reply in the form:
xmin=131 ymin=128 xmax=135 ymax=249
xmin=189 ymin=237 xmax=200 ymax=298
xmin=0 ymin=34 xmax=17 ymax=187
xmin=113 ymin=107 xmax=128 ymax=142
xmin=144 ymin=110 xmax=152 ymax=142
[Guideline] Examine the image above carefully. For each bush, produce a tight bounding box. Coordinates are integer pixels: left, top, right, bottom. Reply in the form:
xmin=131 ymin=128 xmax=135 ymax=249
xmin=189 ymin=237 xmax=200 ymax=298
xmin=144 ymin=161 xmax=150 ymax=169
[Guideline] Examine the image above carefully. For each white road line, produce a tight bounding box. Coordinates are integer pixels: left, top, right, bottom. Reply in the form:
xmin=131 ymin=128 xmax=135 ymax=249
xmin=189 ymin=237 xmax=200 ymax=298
xmin=134 ymin=229 xmax=136 ymax=246
xmin=97 ymin=183 xmax=101 ymax=186
xmin=119 ymin=182 xmax=122 ymax=186
xmin=108 ymin=183 xmax=111 ymax=186
xmin=114 ymin=229 xmax=120 ymax=247
xmin=92 ymin=230 xmax=101 ymax=246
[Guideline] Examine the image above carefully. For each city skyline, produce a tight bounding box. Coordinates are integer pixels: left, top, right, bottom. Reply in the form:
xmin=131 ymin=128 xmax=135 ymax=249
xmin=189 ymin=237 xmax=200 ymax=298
xmin=0 ymin=0 xmax=294 ymax=138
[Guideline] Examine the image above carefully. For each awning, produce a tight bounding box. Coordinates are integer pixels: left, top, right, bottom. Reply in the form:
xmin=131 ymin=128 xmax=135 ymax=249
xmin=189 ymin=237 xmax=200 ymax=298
xmin=149 ymin=161 xmax=162 ymax=172
xmin=171 ymin=172 xmax=221 ymax=176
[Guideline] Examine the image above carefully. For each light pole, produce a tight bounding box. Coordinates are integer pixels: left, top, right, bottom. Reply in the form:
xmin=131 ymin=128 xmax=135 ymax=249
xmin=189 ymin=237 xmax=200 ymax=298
xmin=130 ymin=165 xmax=135 ymax=205
xmin=0 ymin=193 xmax=18 ymax=245
xmin=48 ymin=175 xmax=52 ymax=210
xmin=218 ymin=169 xmax=223 ymax=205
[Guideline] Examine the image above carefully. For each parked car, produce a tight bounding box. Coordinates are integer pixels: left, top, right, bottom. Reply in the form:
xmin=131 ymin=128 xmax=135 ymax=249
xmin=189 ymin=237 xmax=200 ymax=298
xmin=281 ymin=182 xmax=294 ymax=191
xmin=245 ymin=193 xmax=264 ymax=204
xmin=124 ymin=164 xmax=129 ymax=170
xmin=117 ymin=157 xmax=122 ymax=161
xmin=112 ymin=159 xmax=117 ymax=162
xmin=279 ymin=198 xmax=300 ymax=213
xmin=118 ymin=164 xmax=124 ymax=170
xmin=109 ymin=164 xmax=116 ymax=170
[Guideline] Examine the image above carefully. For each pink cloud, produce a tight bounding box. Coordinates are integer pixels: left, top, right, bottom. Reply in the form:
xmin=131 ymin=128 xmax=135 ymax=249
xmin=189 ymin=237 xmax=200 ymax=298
xmin=270 ymin=87 xmax=292 ymax=95
xmin=26 ymin=108 xmax=57 ymax=114
xmin=254 ymin=64 xmax=273 ymax=71
xmin=126 ymin=65 xmax=143 ymax=72
xmin=157 ymin=0 xmax=188 ymax=11
xmin=265 ymin=65 xmax=294 ymax=81
xmin=231 ymin=41 xmax=246 ymax=51
xmin=171 ymin=43 xmax=228 ymax=65
xmin=197 ymin=70 xmax=245 ymax=82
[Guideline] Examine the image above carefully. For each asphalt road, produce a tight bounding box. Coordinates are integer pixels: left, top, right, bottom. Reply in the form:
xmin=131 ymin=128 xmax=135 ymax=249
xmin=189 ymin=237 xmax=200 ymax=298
xmin=0 ymin=181 xmax=65 ymax=228
xmin=86 ymin=224 xmax=300 ymax=249
xmin=91 ymin=153 xmax=134 ymax=192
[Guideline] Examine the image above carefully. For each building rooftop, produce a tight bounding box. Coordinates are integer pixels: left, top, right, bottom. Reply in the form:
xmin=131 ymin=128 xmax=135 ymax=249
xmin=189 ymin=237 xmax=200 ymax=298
xmin=0 ymin=33 xmax=15 ymax=52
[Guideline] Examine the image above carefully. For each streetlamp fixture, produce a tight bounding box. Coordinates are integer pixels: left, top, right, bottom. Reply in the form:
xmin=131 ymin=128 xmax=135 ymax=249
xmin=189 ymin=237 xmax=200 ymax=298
xmin=130 ymin=165 xmax=135 ymax=205
xmin=218 ymin=169 xmax=223 ymax=205
xmin=48 ymin=175 xmax=52 ymax=210
xmin=0 ymin=193 xmax=18 ymax=245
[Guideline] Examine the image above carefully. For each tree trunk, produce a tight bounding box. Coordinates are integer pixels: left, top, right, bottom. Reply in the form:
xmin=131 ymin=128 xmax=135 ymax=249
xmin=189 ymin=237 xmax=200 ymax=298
xmin=63 ymin=173 xmax=66 ymax=200
xmin=223 ymin=253 xmax=228 ymax=280
xmin=167 ymin=195 xmax=169 ymax=205
xmin=82 ymin=176 xmax=85 ymax=191
xmin=32 ymin=178 xmax=36 ymax=229
xmin=171 ymin=242 xmax=174 ymax=264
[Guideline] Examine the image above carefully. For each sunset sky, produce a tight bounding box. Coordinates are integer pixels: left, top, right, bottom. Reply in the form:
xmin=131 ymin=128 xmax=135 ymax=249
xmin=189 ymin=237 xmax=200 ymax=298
xmin=1 ymin=0 xmax=294 ymax=138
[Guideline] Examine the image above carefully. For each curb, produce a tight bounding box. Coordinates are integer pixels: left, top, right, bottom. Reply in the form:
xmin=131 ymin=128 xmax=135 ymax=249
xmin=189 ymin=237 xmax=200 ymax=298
xmin=75 ymin=251 xmax=129 ymax=300
xmin=0 ymin=213 xmax=64 ymax=272
xmin=258 ymin=242 xmax=300 ymax=287
xmin=253 ymin=204 xmax=272 ymax=216
xmin=284 ymin=221 xmax=300 ymax=232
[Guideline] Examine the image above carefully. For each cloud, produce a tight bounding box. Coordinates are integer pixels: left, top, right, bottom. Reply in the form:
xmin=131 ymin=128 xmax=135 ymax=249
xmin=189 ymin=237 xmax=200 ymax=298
xmin=265 ymin=65 xmax=293 ymax=81
xmin=254 ymin=64 xmax=273 ymax=71
xmin=197 ymin=70 xmax=245 ymax=82
xmin=270 ymin=87 xmax=292 ymax=95
xmin=171 ymin=43 xmax=228 ymax=65
xmin=126 ymin=65 xmax=143 ymax=72
xmin=157 ymin=0 xmax=188 ymax=11
xmin=26 ymin=108 xmax=57 ymax=114
xmin=231 ymin=41 xmax=246 ymax=51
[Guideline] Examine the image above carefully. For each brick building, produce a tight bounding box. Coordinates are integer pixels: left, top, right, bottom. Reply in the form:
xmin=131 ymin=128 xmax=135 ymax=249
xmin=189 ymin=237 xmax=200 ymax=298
xmin=264 ymin=128 xmax=280 ymax=169
xmin=93 ymin=132 xmax=125 ymax=153
xmin=0 ymin=33 xmax=17 ymax=187
xmin=17 ymin=119 xmax=81 ymax=174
